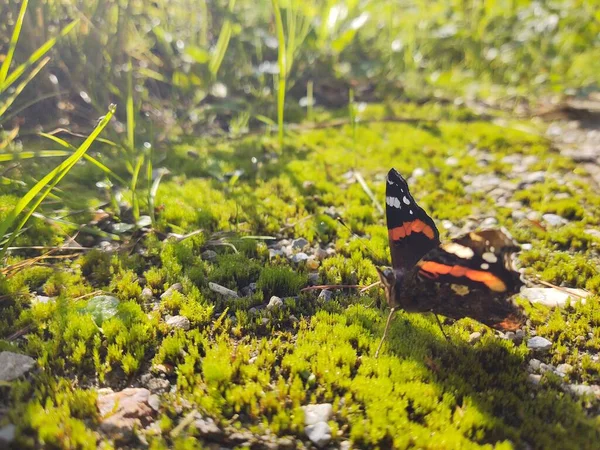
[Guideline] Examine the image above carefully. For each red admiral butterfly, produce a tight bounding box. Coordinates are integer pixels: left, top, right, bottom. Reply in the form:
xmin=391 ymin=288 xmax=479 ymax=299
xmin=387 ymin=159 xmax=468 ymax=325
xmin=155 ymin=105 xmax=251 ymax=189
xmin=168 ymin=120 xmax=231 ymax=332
xmin=375 ymin=168 xmax=525 ymax=356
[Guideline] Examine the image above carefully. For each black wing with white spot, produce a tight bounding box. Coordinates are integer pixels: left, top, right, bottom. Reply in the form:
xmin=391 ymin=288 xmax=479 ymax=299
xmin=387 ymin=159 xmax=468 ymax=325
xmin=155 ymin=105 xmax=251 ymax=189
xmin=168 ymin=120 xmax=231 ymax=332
xmin=385 ymin=168 xmax=440 ymax=270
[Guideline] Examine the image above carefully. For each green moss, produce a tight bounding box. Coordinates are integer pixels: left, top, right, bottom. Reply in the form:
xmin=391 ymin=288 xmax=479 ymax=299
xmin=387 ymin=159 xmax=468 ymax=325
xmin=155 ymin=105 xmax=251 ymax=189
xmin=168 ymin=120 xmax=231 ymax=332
xmin=256 ymin=266 xmax=307 ymax=299
xmin=80 ymin=249 xmax=113 ymax=286
xmin=3 ymin=102 xmax=600 ymax=448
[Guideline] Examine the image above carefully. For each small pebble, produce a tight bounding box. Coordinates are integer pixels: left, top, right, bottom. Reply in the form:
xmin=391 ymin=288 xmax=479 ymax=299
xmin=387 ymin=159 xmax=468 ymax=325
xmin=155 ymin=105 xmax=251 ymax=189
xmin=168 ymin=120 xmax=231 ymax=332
xmin=267 ymin=296 xmax=283 ymax=311
xmin=208 ymin=282 xmax=239 ymax=298
xmin=527 ymin=374 xmax=542 ymax=386
xmin=141 ymin=287 xmax=154 ymax=301
xmin=0 ymin=424 xmax=16 ymax=445
xmin=161 ymin=283 xmax=183 ymax=299
xmin=308 ymin=273 xmax=320 ymax=285
xmin=528 ymin=359 xmax=541 ymax=372
xmin=305 ymin=422 xmax=332 ymax=448
xmin=542 ymin=213 xmax=568 ymax=227
xmin=527 ymin=336 xmax=552 ymax=352
xmin=567 ymin=384 xmax=599 ymax=397
xmin=303 ymin=403 xmax=333 ymax=425
xmin=291 ymin=238 xmax=309 ymax=250
xmin=291 ymin=252 xmax=309 ymax=263
xmin=556 ymin=363 xmax=573 ymax=376
xmin=318 ymin=290 xmax=333 ymax=302
xmin=468 ymin=332 xmax=482 ymax=344
xmin=201 ymin=250 xmax=217 ymax=261
xmin=166 ymin=315 xmax=190 ymax=331
xmin=0 ymin=352 xmax=36 ymax=381
xmin=314 ymin=247 xmax=328 ymax=260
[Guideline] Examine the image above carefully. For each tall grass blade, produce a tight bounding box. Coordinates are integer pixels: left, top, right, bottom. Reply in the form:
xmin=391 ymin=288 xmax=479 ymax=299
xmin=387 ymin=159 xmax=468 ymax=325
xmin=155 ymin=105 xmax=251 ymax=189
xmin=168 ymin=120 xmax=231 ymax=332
xmin=0 ymin=20 xmax=78 ymax=93
xmin=0 ymin=105 xmax=116 ymax=259
xmin=0 ymin=57 xmax=50 ymax=118
xmin=0 ymin=0 xmax=29 ymax=85
xmin=208 ymin=0 xmax=236 ymax=77
xmin=39 ymin=132 xmax=128 ymax=185
xmin=272 ymin=0 xmax=286 ymax=149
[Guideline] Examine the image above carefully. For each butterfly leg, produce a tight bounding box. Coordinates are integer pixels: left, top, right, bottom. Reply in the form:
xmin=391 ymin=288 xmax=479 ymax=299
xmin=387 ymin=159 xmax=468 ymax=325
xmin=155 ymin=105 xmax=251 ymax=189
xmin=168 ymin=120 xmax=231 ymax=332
xmin=432 ymin=313 xmax=450 ymax=342
xmin=375 ymin=307 xmax=397 ymax=358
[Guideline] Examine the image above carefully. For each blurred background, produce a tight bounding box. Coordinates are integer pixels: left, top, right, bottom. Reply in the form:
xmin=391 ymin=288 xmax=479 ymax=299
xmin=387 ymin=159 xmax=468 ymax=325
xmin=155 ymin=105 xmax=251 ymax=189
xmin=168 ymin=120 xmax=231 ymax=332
xmin=2 ymin=0 xmax=599 ymax=140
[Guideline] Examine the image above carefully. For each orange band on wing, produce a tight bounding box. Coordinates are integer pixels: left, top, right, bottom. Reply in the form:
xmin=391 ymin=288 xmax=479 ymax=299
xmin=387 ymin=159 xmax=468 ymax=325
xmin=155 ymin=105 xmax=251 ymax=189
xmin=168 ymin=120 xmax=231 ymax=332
xmin=417 ymin=261 xmax=507 ymax=292
xmin=389 ymin=220 xmax=436 ymax=241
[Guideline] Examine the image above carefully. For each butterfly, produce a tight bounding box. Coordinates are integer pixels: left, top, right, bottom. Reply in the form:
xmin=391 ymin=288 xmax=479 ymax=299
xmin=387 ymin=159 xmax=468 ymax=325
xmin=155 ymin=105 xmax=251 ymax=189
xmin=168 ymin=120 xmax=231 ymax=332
xmin=375 ymin=168 xmax=525 ymax=356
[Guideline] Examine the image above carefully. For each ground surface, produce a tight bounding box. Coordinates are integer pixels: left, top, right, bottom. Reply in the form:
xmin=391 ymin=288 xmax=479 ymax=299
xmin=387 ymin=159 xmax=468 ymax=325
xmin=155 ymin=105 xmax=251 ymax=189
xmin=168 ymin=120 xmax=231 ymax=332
xmin=1 ymin=102 xmax=600 ymax=449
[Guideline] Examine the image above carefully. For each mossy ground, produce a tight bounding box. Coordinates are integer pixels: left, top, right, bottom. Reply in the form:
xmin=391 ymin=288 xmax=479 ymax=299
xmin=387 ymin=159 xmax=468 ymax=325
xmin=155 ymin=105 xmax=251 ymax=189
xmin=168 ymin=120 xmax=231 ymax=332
xmin=2 ymin=103 xmax=600 ymax=449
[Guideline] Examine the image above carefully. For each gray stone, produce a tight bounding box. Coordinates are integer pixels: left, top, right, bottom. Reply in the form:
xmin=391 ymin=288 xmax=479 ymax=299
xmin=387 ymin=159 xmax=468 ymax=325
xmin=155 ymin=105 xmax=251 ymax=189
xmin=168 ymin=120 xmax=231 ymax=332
xmin=314 ymin=247 xmax=328 ymax=260
xmin=539 ymin=363 xmax=555 ymax=373
xmin=556 ymin=363 xmax=573 ymax=376
xmin=305 ymin=421 xmax=332 ymax=448
xmin=511 ymin=210 xmax=526 ymax=220
xmin=291 ymin=238 xmax=309 ymax=250
xmin=0 ymin=351 xmax=36 ymax=381
xmin=318 ymin=290 xmax=333 ymax=302
xmin=161 ymin=283 xmax=183 ymax=299
xmin=32 ymin=295 xmax=55 ymax=305
xmin=567 ymin=384 xmax=600 ymax=398
xmin=193 ymin=417 xmax=223 ymax=438
xmin=521 ymin=287 xmax=588 ymax=308
xmin=542 ymin=213 xmax=568 ymax=227
xmin=0 ymin=424 xmax=16 ymax=445
xmin=97 ymin=388 xmax=156 ymax=441
xmin=208 ymin=282 xmax=238 ymax=298
xmin=520 ymin=171 xmax=545 ymax=187
xmin=141 ymin=287 xmax=154 ymax=301
xmin=308 ymin=272 xmax=320 ymax=285
xmin=468 ymin=332 xmax=482 ymax=344
xmin=291 ymin=252 xmax=309 ymax=263
xmin=143 ymin=376 xmax=170 ymax=394
xmin=201 ymin=249 xmax=217 ymax=261
xmin=412 ymin=167 xmax=425 ymax=178
xmin=527 ymin=374 xmax=542 ymax=386
xmin=481 ymin=217 xmax=498 ymax=227
xmin=528 ymin=359 xmax=541 ymax=372
xmin=527 ymin=336 xmax=553 ymax=352
xmin=303 ymin=403 xmax=333 ymax=425
xmin=267 ymin=296 xmax=283 ymax=311
xmin=166 ymin=315 xmax=190 ymax=330
xmin=584 ymin=228 xmax=600 ymax=240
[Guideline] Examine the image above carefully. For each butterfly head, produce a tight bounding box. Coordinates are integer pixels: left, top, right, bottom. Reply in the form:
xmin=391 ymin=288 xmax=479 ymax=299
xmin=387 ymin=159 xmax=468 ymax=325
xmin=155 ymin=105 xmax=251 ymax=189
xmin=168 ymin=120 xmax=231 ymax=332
xmin=376 ymin=266 xmax=405 ymax=309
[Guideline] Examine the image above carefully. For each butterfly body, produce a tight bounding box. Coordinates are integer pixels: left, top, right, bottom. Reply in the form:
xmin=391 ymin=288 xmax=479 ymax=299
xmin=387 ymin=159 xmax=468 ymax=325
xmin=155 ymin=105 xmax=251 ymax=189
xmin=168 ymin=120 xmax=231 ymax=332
xmin=376 ymin=168 xmax=525 ymax=353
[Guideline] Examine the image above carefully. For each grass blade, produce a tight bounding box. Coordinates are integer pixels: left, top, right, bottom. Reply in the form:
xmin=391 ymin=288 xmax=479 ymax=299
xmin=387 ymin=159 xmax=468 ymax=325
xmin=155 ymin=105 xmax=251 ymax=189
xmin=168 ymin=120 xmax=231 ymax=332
xmin=0 ymin=104 xmax=116 ymax=258
xmin=208 ymin=0 xmax=236 ymax=77
xmin=0 ymin=57 xmax=50 ymax=117
xmin=0 ymin=19 xmax=78 ymax=93
xmin=0 ymin=0 xmax=28 ymax=85
xmin=0 ymin=150 xmax=70 ymax=162
xmin=272 ymin=0 xmax=286 ymax=150
xmin=39 ymin=132 xmax=128 ymax=185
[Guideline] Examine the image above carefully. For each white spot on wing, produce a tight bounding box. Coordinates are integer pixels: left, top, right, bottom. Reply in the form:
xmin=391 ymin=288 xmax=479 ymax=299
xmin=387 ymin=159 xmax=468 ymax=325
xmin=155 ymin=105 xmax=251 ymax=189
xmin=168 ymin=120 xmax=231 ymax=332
xmin=402 ymin=196 xmax=410 ymax=205
xmin=393 ymin=197 xmax=401 ymax=208
xmin=387 ymin=178 xmax=394 ymax=185
xmin=480 ymin=263 xmax=489 ymax=270
xmin=441 ymin=243 xmax=475 ymax=259
xmin=482 ymin=252 xmax=498 ymax=263
xmin=409 ymin=209 xmax=413 ymax=215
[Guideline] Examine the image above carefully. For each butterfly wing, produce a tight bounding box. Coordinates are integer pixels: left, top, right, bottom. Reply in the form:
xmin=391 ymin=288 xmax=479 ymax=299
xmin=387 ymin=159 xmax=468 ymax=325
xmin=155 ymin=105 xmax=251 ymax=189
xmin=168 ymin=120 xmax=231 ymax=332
xmin=385 ymin=168 xmax=440 ymax=270
xmin=413 ymin=229 xmax=525 ymax=330
xmin=416 ymin=228 xmax=523 ymax=295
